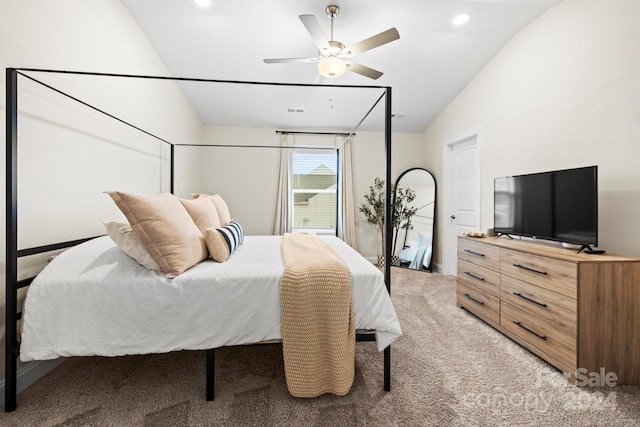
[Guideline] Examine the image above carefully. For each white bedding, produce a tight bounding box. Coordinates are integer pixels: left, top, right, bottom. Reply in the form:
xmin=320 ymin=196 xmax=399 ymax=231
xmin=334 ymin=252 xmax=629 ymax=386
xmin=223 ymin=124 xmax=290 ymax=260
xmin=20 ymin=235 xmax=402 ymax=361
xmin=398 ymin=245 xmax=432 ymax=269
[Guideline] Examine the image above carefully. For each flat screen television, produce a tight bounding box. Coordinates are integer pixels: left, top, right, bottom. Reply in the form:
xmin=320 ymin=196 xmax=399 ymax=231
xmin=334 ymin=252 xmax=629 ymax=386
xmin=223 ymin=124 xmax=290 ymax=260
xmin=494 ymin=166 xmax=598 ymax=251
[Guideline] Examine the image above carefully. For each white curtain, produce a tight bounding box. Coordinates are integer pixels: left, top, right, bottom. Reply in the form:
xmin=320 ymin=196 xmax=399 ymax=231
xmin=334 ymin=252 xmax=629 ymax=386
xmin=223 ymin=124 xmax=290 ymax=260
xmin=273 ymin=133 xmax=292 ymax=235
xmin=337 ymin=136 xmax=358 ymax=249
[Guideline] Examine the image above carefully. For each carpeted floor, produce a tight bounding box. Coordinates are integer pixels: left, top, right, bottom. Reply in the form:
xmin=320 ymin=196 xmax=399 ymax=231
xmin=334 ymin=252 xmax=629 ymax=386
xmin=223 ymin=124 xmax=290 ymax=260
xmin=2 ymin=268 xmax=639 ymax=426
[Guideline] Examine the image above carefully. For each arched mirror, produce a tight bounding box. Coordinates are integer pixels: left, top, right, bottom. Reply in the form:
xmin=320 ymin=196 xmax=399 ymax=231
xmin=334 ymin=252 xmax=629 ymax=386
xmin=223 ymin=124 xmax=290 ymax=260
xmin=392 ymin=168 xmax=436 ymax=272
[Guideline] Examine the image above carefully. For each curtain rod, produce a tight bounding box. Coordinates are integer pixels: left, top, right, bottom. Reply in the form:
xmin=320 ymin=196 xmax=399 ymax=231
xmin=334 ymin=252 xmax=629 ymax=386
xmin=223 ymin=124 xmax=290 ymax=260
xmin=275 ymin=130 xmax=354 ymax=137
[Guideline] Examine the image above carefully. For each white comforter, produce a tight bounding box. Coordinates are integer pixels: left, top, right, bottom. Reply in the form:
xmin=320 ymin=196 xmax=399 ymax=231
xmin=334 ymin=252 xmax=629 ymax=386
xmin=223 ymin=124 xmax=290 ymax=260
xmin=20 ymin=235 xmax=401 ymax=361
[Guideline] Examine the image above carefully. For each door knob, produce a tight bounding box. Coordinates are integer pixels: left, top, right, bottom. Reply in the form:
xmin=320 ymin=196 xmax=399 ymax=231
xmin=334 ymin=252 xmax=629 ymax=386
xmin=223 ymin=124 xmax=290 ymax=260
xmin=450 ymin=214 xmax=456 ymax=220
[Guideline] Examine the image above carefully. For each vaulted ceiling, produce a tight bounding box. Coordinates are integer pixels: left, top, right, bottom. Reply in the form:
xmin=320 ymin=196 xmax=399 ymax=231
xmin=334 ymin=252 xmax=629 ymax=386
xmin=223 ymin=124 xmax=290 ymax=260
xmin=122 ymin=0 xmax=562 ymax=133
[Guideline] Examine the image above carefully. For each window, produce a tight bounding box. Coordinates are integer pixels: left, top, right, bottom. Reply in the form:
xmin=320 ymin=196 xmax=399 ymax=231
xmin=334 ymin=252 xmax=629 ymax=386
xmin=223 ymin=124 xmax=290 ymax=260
xmin=291 ymin=150 xmax=337 ymax=234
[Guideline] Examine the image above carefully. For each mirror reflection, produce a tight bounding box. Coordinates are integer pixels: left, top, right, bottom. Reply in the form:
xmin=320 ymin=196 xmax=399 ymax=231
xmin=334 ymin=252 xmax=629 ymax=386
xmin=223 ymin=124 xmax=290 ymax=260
xmin=393 ymin=168 xmax=436 ymax=272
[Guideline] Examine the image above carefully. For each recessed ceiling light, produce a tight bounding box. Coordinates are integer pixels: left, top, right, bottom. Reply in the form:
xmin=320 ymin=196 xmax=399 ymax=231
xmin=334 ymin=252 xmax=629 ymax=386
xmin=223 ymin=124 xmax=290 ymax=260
xmin=194 ymin=0 xmax=211 ymax=7
xmin=453 ymin=14 xmax=470 ymax=26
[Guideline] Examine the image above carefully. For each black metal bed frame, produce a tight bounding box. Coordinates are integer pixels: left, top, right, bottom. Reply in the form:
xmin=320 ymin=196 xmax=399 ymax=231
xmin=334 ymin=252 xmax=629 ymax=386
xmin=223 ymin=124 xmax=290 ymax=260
xmin=4 ymin=67 xmax=394 ymax=412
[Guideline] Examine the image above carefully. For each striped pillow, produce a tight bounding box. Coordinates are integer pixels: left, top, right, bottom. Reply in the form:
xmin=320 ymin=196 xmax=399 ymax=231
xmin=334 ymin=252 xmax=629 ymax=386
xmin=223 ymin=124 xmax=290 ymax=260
xmin=204 ymin=221 xmax=244 ymax=262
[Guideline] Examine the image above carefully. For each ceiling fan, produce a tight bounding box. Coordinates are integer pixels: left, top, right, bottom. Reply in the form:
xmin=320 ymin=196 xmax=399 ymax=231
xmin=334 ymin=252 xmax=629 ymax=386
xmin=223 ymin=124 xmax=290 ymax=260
xmin=263 ymin=5 xmax=400 ymax=81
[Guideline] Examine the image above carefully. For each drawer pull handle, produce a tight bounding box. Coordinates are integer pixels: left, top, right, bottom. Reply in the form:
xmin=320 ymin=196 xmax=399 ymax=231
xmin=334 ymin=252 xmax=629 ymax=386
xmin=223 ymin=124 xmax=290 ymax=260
xmin=464 ymin=271 xmax=485 ymax=281
xmin=463 ymin=293 xmax=485 ymax=306
xmin=464 ymin=249 xmax=485 ymax=257
xmin=513 ymin=292 xmax=548 ymax=308
xmin=513 ymin=264 xmax=548 ymax=276
xmin=513 ymin=321 xmax=547 ymax=341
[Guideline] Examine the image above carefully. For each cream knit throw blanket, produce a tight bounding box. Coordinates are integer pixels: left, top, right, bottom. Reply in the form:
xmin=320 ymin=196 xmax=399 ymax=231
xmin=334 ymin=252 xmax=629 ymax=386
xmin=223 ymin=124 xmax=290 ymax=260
xmin=280 ymin=233 xmax=355 ymax=397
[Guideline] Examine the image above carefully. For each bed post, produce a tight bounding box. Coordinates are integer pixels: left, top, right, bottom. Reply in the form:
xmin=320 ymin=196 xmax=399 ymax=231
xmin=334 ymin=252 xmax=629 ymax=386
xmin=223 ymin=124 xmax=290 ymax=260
xmin=335 ymin=146 xmax=340 ymax=238
xmin=5 ymin=67 xmax=19 ymax=412
xmin=206 ymin=349 xmax=215 ymax=401
xmin=170 ymin=144 xmax=175 ymax=195
xmin=384 ymin=86 xmax=392 ymax=392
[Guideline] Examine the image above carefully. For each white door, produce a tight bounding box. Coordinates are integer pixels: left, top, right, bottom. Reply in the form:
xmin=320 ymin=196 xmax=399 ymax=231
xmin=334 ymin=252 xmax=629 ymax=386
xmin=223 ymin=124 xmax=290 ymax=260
xmin=444 ymin=135 xmax=480 ymax=276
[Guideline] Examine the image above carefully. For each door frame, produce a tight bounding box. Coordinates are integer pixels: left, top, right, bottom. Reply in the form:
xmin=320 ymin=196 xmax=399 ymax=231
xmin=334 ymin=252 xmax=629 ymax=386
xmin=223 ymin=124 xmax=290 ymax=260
xmin=442 ymin=128 xmax=482 ymax=276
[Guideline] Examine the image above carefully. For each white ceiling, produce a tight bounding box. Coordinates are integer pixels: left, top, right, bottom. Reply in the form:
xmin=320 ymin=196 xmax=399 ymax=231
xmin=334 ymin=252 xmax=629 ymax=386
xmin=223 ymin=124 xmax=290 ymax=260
xmin=121 ymin=0 xmax=561 ymax=133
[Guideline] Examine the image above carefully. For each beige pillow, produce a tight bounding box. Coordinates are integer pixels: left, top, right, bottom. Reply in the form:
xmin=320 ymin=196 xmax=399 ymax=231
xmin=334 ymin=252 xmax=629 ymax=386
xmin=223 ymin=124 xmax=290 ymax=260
xmin=107 ymin=192 xmax=207 ymax=277
xmin=104 ymin=221 xmax=160 ymax=270
xmin=192 ymin=193 xmax=232 ymax=226
xmin=179 ymin=197 xmax=222 ymax=234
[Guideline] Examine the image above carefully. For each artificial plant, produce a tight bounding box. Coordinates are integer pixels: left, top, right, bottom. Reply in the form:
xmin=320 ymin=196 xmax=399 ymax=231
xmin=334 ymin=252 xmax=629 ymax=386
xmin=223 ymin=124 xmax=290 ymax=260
xmin=358 ymin=177 xmax=418 ymax=261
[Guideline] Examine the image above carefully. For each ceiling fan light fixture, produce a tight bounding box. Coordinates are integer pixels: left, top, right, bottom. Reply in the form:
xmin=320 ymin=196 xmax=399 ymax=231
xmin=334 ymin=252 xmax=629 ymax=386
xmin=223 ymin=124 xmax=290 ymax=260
xmin=318 ymin=56 xmax=347 ymax=78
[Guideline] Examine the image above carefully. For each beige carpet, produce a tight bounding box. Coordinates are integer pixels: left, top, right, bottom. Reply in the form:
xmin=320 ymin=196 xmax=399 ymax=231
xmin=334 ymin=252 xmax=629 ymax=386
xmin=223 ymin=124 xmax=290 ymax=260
xmin=2 ymin=268 xmax=639 ymax=426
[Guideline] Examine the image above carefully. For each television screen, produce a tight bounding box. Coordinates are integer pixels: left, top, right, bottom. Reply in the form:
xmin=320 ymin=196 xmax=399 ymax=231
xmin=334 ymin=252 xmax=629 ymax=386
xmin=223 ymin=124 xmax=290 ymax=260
xmin=494 ymin=166 xmax=598 ymax=247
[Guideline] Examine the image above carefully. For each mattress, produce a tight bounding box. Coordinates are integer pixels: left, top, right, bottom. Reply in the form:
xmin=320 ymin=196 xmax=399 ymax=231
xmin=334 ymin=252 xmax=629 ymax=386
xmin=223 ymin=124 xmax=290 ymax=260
xmin=20 ymin=235 xmax=402 ymax=361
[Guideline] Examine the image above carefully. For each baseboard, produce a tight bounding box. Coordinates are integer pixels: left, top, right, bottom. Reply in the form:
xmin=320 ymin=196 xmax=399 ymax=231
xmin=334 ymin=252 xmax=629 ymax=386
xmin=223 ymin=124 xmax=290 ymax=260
xmin=431 ymin=262 xmax=442 ymax=273
xmin=0 ymin=358 xmax=66 ymax=403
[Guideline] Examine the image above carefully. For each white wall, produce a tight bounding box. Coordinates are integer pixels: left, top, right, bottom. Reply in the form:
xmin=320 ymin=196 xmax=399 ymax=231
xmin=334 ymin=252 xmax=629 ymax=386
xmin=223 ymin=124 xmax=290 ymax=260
xmin=423 ymin=0 xmax=640 ymax=269
xmin=352 ymin=131 xmax=426 ymax=258
xmin=200 ymin=126 xmax=281 ymax=235
xmin=0 ymin=0 xmax=203 ymax=381
xmin=201 ymin=126 xmax=424 ymax=258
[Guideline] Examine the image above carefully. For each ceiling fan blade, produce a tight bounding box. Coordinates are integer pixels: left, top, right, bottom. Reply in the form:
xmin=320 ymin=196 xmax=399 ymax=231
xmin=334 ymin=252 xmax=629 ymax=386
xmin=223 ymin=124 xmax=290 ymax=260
xmin=263 ymin=57 xmax=319 ymax=64
xmin=347 ymin=62 xmax=384 ymax=80
xmin=299 ymin=14 xmax=330 ymax=51
xmin=344 ymin=28 xmax=400 ymax=57
xmin=311 ymin=74 xmax=326 ymax=84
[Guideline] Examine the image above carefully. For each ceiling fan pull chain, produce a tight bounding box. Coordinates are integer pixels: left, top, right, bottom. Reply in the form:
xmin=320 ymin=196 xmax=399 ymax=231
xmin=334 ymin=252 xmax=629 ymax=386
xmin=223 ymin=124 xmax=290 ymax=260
xmin=329 ymin=84 xmax=335 ymax=109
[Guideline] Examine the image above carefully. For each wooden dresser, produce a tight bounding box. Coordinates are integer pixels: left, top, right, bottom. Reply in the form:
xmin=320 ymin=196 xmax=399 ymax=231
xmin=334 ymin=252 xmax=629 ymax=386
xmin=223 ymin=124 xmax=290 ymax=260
xmin=456 ymin=236 xmax=640 ymax=384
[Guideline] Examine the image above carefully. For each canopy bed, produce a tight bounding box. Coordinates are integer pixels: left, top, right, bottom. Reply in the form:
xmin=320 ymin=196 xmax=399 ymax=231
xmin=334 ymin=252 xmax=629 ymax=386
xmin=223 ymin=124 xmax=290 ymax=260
xmin=4 ymin=67 xmax=399 ymax=412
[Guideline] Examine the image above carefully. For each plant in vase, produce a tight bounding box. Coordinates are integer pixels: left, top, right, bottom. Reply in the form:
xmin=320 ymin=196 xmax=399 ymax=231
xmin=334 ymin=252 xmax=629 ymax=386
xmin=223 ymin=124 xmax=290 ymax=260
xmin=359 ymin=177 xmax=386 ymax=267
xmin=358 ymin=177 xmax=418 ymax=268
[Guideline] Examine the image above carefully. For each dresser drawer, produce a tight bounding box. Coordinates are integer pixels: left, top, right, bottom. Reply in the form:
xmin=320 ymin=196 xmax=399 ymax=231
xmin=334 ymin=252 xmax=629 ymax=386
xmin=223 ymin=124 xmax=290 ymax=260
xmin=457 ymin=258 xmax=500 ymax=298
xmin=457 ymin=280 xmax=500 ymax=325
xmin=501 ymin=275 xmax=576 ymax=336
xmin=501 ymin=301 xmax=576 ymax=368
xmin=501 ymin=249 xmax=577 ymax=298
xmin=458 ymin=238 xmax=500 ymax=271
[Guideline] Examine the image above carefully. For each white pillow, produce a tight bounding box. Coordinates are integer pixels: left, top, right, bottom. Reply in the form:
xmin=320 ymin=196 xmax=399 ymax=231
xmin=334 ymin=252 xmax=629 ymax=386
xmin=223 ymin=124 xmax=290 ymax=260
xmin=419 ymin=233 xmax=431 ymax=247
xmin=104 ymin=221 xmax=160 ymax=270
xmin=423 ymin=246 xmax=433 ymax=268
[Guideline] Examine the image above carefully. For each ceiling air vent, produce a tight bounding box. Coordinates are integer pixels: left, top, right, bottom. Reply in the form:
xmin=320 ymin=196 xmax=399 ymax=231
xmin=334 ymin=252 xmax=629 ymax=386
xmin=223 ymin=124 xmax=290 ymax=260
xmin=287 ymin=108 xmax=305 ymax=113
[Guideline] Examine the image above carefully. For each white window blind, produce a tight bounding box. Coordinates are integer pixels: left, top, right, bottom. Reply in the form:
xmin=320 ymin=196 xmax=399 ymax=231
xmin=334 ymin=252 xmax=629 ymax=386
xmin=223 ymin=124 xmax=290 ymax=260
xmin=291 ymin=150 xmax=337 ymax=233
